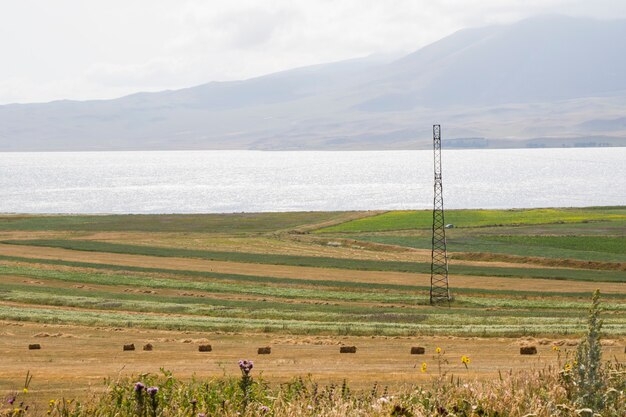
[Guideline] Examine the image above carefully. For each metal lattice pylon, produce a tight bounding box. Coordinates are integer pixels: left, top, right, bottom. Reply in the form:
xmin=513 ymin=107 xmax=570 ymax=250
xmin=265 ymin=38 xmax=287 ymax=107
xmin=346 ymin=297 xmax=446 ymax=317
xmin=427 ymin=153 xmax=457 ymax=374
xmin=430 ymin=124 xmax=451 ymax=304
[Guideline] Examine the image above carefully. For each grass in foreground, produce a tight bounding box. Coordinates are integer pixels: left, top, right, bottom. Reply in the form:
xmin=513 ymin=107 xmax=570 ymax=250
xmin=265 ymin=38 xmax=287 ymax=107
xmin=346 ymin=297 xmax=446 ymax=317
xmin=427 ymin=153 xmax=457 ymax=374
xmin=5 ymin=364 xmax=623 ymax=417
xmin=3 ymin=292 xmax=623 ymax=417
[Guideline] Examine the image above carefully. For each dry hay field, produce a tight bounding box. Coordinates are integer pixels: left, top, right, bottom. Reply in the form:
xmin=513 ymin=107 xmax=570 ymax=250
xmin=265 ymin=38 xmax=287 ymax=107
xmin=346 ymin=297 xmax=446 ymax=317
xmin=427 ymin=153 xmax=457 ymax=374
xmin=0 ymin=207 xmax=625 ymax=405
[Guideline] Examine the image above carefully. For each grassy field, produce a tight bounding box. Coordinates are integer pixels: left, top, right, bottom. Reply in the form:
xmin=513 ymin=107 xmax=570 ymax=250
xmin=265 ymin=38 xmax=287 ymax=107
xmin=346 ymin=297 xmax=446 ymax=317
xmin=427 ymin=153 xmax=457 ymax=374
xmin=0 ymin=208 xmax=625 ymax=407
xmin=315 ymin=206 xmax=626 ymax=233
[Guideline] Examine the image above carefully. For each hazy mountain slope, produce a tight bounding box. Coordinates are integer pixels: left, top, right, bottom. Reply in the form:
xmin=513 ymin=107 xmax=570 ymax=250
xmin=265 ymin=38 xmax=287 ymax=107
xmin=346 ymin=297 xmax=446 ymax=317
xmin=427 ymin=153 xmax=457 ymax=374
xmin=1 ymin=15 xmax=626 ymax=151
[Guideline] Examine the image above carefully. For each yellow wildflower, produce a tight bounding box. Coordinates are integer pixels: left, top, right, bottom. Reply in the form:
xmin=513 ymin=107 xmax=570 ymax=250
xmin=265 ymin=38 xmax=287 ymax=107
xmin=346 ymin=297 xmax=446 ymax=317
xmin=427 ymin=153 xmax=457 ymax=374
xmin=564 ymin=363 xmax=572 ymax=371
xmin=23 ymin=388 xmax=28 ymax=394
xmin=435 ymin=347 xmax=442 ymax=354
xmin=461 ymin=355 xmax=471 ymax=365
xmin=552 ymin=345 xmax=560 ymax=352
xmin=420 ymin=362 xmax=427 ymax=373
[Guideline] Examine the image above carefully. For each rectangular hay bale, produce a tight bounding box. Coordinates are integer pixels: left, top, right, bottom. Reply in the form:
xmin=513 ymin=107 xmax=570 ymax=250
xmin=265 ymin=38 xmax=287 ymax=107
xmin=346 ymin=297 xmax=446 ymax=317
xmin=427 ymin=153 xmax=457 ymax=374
xmin=28 ymin=344 xmax=41 ymax=350
xmin=123 ymin=343 xmax=135 ymax=351
xmin=340 ymin=346 xmax=357 ymax=353
xmin=257 ymin=347 xmax=271 ymax=354
xmin=198 ymin=344 xmax=212 ymax=352
xmin=410 ymin=347 xmax=425 ymax=354
xmin=520 ymin=346 xmax=537 ymax=355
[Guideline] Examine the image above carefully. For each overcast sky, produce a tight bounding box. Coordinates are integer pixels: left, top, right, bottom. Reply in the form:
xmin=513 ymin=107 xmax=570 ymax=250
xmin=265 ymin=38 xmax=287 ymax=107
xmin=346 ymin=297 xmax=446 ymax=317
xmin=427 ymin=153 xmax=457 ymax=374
xmin=1 ymin=0 xmax=625 ymax=104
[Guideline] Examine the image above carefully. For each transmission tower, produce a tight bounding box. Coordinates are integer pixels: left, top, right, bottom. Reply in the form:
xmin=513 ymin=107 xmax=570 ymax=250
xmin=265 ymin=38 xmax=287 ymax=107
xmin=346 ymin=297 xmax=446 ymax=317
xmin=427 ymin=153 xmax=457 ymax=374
xmin=430 ymin=124 xmax=451 ymax=305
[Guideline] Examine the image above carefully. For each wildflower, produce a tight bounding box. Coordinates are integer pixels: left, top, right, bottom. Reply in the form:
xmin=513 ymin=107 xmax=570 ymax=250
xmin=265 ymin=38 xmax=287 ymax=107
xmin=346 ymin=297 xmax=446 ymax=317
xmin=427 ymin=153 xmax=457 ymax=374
xmin=134 ymin=382 xmax=146 ymax=392
xmin=420 ymin=362 xmax=427 ymax=373
xmin=190 ymin=399 xmax=198 ymax=405
xmin=564 ymin=363 xmax=572 ymax=371
xmin=198 ymin=413 xmax=206 ymax=417
xmin=8 ymin=397 xmax=15 ymax=405
xmin=461 ymin=355 xmax=471 ymax=365
xmin=23 ymin=388 xmax=28 ymax=394
xmin=259 ymin=405 xmax=270 ymax=413
xmin=435 ymin=347 xmax=442 ymax=354
xmin=147 ymin=386 xmax=159 ymax=397
xmin=552 ymin=345 xmax=560 ymax=352
xmin=378 ymin=397 xmax=390 ymax=404
xmin=238 ymin=359 xmax=254 ymax=375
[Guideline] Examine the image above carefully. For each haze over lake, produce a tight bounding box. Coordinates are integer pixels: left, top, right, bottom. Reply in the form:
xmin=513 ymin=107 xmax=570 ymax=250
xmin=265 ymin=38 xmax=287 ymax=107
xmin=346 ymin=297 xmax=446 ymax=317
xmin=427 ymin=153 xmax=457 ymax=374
xmin=1 ymin=148 xmax=624 ymax=214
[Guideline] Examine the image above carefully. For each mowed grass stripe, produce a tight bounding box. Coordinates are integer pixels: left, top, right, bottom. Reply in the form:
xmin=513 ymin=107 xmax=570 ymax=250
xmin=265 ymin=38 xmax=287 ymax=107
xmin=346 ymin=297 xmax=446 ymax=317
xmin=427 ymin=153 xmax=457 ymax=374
xmin=9 ymin=285 xmax=607 ymax=326
xmin=0 ymin=264 xmax=414 ymax=305
xmin=3 ymin=264 xmax=625 ymax=314
xmin=3 ymin=279 xmax=619 ymax=321
xmin=0 ymin=285 xmax=414 ymax=324
xmin=1 ymin=256 xmax=624 ymax=300
xmin=3 ymin=240 xmax=625 ymax=282
xmin=2 ymin=303 xmax=624 ymax=336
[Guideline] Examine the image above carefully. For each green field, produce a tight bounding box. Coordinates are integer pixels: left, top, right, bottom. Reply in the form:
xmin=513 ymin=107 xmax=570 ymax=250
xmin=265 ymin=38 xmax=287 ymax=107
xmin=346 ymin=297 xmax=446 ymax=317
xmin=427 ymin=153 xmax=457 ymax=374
xmin=1 ymin=207 xmax=625 ymax=416
xmin=0 ymin=211 xmax=349 ymax=233
xmin=316 ymin=207 xmax=626 ymax=233
xmin=0 ymin=207 xmax=624 ymax=338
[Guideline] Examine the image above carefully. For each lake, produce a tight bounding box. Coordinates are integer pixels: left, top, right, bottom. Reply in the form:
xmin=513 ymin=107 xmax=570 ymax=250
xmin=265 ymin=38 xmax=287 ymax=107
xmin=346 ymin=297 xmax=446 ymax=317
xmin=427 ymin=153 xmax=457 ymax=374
xmin=1 ymin=148 xmax=624 ymax=214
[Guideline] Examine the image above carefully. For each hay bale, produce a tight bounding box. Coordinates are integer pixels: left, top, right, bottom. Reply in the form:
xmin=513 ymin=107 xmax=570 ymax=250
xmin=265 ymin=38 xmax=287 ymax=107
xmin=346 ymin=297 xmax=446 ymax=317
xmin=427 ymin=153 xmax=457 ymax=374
xmin=410 ymin=346 xmax=425 ymax=355
xmin=28 ymin=343 xmax=41 ymax=350
xmin=520 ymin=346 xmax=537 ymax=355
xmin=198 ymin=344 xmax=212 ymax=352
xmin=257 ymin=347 xmax=271 ymax=355
xmin=340 ymin=346 xmax=357 ymax=353
xmin=143 ymin=343 xmax=153 ymax=351
xmin=123 ymin=343 xmax=135 ymax=351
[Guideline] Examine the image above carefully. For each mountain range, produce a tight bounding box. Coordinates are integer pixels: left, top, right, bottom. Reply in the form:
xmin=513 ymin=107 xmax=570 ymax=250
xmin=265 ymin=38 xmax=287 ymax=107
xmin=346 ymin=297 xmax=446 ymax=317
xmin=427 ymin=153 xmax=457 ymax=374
xmin=2 ymin=15 xmax=626 ymax=151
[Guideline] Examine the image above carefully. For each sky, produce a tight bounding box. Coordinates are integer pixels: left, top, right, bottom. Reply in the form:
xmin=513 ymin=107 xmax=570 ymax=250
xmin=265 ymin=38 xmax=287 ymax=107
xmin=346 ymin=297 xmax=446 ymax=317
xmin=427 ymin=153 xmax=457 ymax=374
xmin=2 ymin=0 xmax=625 ymax=104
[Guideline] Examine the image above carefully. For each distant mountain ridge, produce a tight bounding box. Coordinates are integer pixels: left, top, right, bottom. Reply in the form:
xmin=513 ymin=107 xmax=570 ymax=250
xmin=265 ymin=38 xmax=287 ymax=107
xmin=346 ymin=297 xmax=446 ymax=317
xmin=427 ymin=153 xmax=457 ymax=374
xmin=2 ymin=15 xmax=626 ymax=151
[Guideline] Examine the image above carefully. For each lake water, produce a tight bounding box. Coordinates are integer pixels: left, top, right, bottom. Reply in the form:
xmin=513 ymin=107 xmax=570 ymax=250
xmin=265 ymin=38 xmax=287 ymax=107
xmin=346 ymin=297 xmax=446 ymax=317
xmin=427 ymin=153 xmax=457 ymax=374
xmin=1 ymin=148 xmax=624 ymax=214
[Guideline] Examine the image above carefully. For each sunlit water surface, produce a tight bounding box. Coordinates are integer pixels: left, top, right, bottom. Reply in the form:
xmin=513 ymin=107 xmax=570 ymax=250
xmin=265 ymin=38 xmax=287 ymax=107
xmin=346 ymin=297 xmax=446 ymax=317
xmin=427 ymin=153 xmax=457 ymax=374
xmin=1 ymin=148 xmax=624 ymax=213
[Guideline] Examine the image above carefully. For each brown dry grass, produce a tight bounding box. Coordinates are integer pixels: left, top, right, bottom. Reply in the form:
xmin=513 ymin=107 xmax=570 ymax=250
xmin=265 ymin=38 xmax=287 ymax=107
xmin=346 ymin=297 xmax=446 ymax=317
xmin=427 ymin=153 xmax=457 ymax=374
xmin=2 ymin=320 xmax=624 ymax=401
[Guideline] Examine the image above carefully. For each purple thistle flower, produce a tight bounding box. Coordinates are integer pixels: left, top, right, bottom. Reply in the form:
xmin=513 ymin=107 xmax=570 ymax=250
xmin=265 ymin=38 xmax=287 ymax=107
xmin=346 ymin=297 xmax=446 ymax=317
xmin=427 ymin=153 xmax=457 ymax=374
xmin=259 ymin=405 xmax=270 ymax=413
xmin=8 ymin=397 xmax=15 ymax=405
xmin=198 ymin=413 xmax=206 ymax=417
xmin=147 ymin=386 xmax=159 ymax=397
xmin=238 ymin=359 xmax=254 ymax=375
xmin=134 ymin=382 xmax=146 ymax=392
